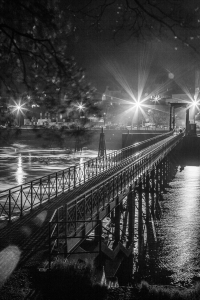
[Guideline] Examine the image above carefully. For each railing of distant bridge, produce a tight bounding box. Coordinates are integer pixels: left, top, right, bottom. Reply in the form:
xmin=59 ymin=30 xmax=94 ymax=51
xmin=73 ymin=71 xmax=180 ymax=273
xmin=0 ymin=131 xmax=173 ymax=221
xmin=49 ymin=133 xmax=183 ymax=260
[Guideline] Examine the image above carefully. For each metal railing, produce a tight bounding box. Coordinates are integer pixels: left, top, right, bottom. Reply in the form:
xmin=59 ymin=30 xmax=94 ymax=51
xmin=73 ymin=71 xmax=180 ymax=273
xmin=0 ymin=131 xmax=173 ymax=220
xmin=49 ymin=133 xmax=183 ymax=258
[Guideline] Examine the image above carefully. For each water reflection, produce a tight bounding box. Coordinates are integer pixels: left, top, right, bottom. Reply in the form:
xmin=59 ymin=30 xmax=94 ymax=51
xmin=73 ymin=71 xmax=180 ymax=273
xmin=157 ymin=166 xmax=200 ymax=286
xmin=15 ymin=154 xmax=26 ymax=185
xmin=0 ymin=144 xmax=98 ymax=191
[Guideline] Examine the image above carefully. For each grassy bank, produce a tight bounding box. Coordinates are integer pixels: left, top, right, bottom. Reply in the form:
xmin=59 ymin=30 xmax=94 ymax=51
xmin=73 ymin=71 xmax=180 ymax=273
xmin=1 ymin=256 xmax=200 ymax=300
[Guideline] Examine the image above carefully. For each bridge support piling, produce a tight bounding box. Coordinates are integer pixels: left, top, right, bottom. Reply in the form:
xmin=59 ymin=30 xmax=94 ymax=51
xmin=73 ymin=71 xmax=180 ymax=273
xmin=160 ymin=161 xmax=164 ymax=191
xmin=145 ymin=173 xmax=150 ymax=225
xmin=114 ymin=197 xmax=121 ymax=248
xmin=127 ymin=188 xmax=135 ymax=246
xmin=138 ymin=180 xmax=143 ymax=257
xmin=155 ymin=165 xmax=159 ymax=209
xmin=150 ymin=170 xmax=155 ymax=219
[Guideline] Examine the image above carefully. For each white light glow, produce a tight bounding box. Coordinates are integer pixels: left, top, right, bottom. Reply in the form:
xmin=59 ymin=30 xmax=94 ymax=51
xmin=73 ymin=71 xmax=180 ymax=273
xmin=74 ymin=102 xmax=85 ymax=112
xmin=9 ymin=100 xmax=28 ymax=115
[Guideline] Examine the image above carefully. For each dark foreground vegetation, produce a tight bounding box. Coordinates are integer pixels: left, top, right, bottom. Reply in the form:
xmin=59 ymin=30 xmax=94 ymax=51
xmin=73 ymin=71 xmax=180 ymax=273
xmin=1 ymin=255 xmax=200 ymax=300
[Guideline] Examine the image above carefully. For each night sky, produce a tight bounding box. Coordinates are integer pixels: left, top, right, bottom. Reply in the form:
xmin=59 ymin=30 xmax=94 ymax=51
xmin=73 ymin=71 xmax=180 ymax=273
xmin=65 ymin=1 xmax=199 ymax=95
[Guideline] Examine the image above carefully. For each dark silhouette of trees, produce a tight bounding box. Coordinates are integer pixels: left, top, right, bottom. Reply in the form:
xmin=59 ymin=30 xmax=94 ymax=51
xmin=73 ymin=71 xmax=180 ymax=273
xmin=67 ymin=0 xmax=200 ymax=56
xmin=0 ymin=0 xmax=99 ymax=116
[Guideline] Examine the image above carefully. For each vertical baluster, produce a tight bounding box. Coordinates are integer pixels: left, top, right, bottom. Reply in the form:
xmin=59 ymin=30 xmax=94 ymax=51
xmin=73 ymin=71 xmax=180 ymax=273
xmin=40 ymin=178 xmax=42 ymax=204
xmin=9 ymin=189 xmax=11 ymax=221
xmin=69 ymin=168 xmax=71 ymax=190
xmin=75 ymin=199 xmax=77 ymax=234
xmin=20 ymin=185 xmax=23 ymax=216
xmin=74 ymin=166 xmax=76 ymax=188
xmin=48 ymin=175 xmax=50 ymax=201
xmin=84 ymin=162 xmax=86 ymax=183
xmin=31 ymin=182 xmax=33 ymax=210
xmin=56 ymin=173 xmax=58 ymax=197
xmin=62 ymin=170 xmax=64 ymax=193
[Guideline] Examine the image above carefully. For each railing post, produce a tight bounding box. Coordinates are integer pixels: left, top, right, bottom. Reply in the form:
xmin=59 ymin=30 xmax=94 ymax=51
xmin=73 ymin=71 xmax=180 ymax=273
xmin=20 ymin=186 xmax=23 ymax=216
xmin=40 ymin=178 xmax=42 ymax=205
xmin=56 ymin=173 xmax=58 ymax=197
xmin=48 ymin=175 xmax=50 ymax=201
xmin=9 ymin=189 xmax=11 ymax=221
xmin=84 ymin=163 xmax=86 ymax=183
xmin=75 ymin=199 xmax=77 ymax=234
xmin=74 ymin=166 xmax=76 ymax=188
xmin=62 ymin=171 xmax=64 ymax=193
xmin=31 ymin=182 xmax=33 ymax=210
xmin=96 ymin=157 xmax=98 ymax=176
xmin=68 ymin=168 xmax=71 ymax=190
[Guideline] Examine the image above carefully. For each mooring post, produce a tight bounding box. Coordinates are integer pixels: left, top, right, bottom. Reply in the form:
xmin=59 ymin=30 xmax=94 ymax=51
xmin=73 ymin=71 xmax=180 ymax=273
xmin=128 ymin=187 xmax=135 ymax=246
xmin=98 ymin=127 xmax=107 ymax=157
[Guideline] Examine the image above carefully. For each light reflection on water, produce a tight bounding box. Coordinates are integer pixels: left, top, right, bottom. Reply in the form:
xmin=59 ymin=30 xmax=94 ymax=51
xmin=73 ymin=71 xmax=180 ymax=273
xmin=0 ymin=144 xmax=98 ymax=191
xmin=156 ymin=166 xmax=200 ymax=286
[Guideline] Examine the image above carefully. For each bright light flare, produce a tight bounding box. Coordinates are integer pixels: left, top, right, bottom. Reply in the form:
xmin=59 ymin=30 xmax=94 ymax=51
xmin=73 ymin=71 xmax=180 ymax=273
xmin=191 ymin=99 xmax=200 ymax=108
xmin=74 ymin=102 xmax=85 ymax=112
xmin=134 ymin=100 xmax=142 ymax=109
xmin=9 ymin=100 xmax=28 ymax=115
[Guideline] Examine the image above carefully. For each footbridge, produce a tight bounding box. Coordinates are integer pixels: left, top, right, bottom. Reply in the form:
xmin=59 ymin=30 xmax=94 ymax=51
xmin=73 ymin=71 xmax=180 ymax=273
xmin=47 ymin=131 xmax=183 ymax=268
xmin=0 ymin=131 xmax=184 ymax=273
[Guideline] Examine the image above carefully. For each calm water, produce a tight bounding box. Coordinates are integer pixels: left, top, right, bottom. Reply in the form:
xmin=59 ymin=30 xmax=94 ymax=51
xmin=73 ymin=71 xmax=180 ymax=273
xmin=1 ymin=144 xmax=200 ymax=286
xmin=142 ymin=165 xmax=200 ymax=287
xmin=156 ymin=166 xmax=200 ymax=286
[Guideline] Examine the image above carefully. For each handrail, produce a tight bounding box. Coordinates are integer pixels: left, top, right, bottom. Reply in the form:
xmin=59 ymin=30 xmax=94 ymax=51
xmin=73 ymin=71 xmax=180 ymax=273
xmin=0 ymin=131 xmax=173 ymax=220
xmin=49 ymin=133 xmax=183 ymax=257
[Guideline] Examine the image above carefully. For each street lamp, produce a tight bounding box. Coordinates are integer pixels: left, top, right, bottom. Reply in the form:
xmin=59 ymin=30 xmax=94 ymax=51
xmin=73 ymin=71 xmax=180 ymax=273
xmin=191 ymin=98 xmax=200 ymax=123
xmin=9 ymin=100 xmax=27 ymax=127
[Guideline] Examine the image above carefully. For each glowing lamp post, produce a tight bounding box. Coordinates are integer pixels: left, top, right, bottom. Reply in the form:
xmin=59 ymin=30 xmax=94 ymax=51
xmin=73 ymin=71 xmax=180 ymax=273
xmin=191 ymin=98 xmax=200 ymax=123
xmin=75 ymin=102 xmax=86 ymax=125
xmin=9 ymin=100 xmax=27 ymax=127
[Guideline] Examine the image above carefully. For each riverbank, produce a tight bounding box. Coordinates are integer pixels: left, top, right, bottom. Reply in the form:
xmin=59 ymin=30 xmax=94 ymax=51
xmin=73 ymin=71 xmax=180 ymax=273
xmin=1 ymin=254 xmax=199 ymax=300
xmin=0 ymin=128 xmax=167 ymax=150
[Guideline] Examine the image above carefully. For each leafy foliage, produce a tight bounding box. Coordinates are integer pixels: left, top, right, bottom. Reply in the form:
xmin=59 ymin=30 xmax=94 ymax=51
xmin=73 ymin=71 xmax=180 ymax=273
xmin=0 ymin=0 xmax=98 ymax=116
xmin=68 ymin=0 xmax=200 ymax=55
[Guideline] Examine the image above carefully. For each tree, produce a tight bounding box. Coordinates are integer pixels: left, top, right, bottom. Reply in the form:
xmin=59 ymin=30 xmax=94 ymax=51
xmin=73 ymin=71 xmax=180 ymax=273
xmin=67 ymin=0 xmax=200 ymax=58
xmin=0 ymin=0 xmax=99 ymax=118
